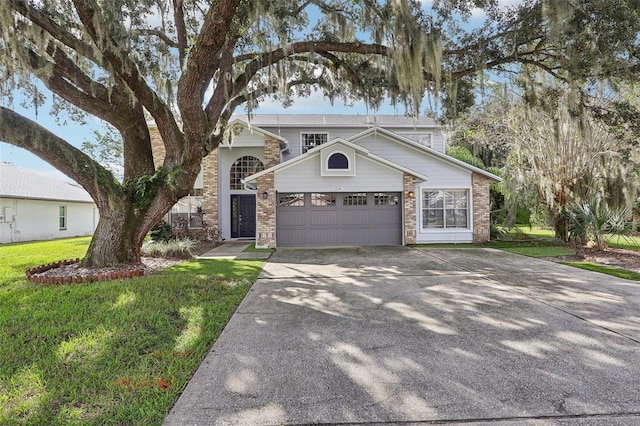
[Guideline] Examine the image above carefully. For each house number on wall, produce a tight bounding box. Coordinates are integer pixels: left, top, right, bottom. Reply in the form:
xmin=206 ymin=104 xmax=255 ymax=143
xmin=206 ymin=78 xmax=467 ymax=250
xmin=332 ymin=187 xmax=343 ymax=191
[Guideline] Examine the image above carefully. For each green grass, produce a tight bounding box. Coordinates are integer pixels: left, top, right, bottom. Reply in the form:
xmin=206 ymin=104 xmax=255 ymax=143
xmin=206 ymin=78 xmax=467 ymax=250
xmin=494 ymin=245 xmax=575 ymax=258
xmin=606 ymin=234 xmax=640 ymax=252
xmin=486 ymin=239 xmax=575 ymax=258
xmin=562 ymin=261 xmax=640 ymax=281
xmin=511 ymin=226 xmax=556 ymax=239
xmin=0 ymin=237 xmax=92 ymax=285
xmin=0 ymin=237 xmax=264 ymax=425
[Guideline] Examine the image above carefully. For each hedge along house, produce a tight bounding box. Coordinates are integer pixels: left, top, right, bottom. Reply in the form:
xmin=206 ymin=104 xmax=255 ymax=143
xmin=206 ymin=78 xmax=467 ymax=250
xmin=149 ymin=114 xmax=501 ymax=247
xmin=0 ymin=162 xmax=98 ymax=244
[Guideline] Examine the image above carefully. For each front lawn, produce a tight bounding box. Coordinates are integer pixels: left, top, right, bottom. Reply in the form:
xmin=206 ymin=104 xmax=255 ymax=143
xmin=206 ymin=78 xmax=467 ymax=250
xmin=562 ymin=261 xmax=640 ymax=281
xmin=488 ymin=240 xmax=575 ymax=258
xmin=0 ymin=237 xmax=264 ymax=425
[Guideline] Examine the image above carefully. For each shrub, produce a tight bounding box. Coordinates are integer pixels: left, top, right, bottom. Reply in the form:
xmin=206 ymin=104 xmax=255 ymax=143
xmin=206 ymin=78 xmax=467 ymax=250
xmin=568 ymin=200 xmax=632 ymax=250
xmin=142 ymin=238 xmax=197 ymax=259
xmin=149 ymin=220 xmax=174 ymax=242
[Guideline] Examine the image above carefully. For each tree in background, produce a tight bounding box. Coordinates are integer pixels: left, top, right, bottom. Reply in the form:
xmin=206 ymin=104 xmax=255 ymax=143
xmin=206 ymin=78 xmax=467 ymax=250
xmin=450 ymin=76 xmax=639 ymax=240
xmin=1 ymin=0 xmax=639 ymax=266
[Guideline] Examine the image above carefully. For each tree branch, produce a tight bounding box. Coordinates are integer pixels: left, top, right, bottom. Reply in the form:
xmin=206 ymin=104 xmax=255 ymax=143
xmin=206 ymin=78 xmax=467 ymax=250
xmin=71 ymin=0 xmax=183 ymax=164
xmin=133 ymin=28 xmax=178 ymax=48
xmin=0 ymin=107 xmax=122 ymax=208
xmin=8 ymin=0 xmax=101 ymax=65
xmin=172 ymin=0 xmax=188 ymax=67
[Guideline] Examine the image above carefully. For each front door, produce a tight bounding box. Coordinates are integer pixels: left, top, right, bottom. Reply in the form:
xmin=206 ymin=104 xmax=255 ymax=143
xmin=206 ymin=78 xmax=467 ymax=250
xmin=231 ymin=194 xmax=256 ymax=238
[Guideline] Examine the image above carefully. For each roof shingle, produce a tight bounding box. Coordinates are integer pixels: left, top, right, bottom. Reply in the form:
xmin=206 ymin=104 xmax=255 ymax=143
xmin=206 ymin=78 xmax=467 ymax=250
xmin=0 ymin=163 xmax=94 ymax=203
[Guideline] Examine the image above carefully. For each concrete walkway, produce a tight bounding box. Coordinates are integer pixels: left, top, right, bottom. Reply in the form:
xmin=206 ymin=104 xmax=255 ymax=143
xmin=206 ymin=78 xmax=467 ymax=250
xmin=165 ymin=246 xmax=640 ymax=425
xmin=197 ymin=241 xmax=272 ymax=260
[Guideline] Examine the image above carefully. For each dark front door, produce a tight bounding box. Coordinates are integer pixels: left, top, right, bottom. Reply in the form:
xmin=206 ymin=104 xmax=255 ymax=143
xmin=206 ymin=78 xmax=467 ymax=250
xmin=231 ymin=194 xmax=256 ymax=238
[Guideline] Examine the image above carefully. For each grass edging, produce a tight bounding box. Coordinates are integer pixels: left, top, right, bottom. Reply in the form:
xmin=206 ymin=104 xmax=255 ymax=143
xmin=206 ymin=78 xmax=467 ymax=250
xmin=561 ymin=261 xmax=640 ymax=281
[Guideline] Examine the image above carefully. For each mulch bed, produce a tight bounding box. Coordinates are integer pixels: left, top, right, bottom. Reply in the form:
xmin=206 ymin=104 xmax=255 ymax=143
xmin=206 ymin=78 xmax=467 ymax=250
xmin=26 ymin=240 xmax=221 ymax=285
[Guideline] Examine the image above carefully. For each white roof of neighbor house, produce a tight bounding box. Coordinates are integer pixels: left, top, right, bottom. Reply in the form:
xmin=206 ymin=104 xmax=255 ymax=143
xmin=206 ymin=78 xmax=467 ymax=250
xmin=0 ymin=162 xmax=95 ymax=203
xmin=234 ymin=114 xmax=439 ymax=128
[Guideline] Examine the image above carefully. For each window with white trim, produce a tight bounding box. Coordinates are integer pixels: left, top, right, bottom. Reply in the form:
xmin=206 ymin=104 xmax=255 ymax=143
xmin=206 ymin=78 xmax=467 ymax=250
xmin=230 ymin=156 xmax=264 ymax=190
xmin=59 ymin=205 xmax=67 ymax=230
xmin=398 ymin=132 xmax=432 ymax=148
xmin=301 ymin=133 xmax=328 ymax=153
xmin=422 ymin=189 xmax=468 ymax=229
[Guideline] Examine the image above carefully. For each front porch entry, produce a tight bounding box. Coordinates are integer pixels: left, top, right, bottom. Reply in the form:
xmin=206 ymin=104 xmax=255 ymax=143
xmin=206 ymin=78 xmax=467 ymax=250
xmin=231 ymin=194 xmax=256 ymax=238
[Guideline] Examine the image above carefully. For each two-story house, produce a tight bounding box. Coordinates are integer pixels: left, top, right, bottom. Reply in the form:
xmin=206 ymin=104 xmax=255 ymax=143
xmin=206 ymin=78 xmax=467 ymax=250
xmin=151 ymin=114 xmax=501 ymax=248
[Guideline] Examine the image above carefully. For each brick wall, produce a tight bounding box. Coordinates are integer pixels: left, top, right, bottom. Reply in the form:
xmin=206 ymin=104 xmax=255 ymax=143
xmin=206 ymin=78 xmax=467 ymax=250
xmin=403 ymin=173 xmax=417 ymax=245
xmin=256 ymin=173 xmax=276 ymax=248
xmin=202 ymin=150 xmax=219 ymax=229
xmin=264 ymin=136 xmax=281 ymax=168
xmin=472 ymin=172 xmax=491 ymax=243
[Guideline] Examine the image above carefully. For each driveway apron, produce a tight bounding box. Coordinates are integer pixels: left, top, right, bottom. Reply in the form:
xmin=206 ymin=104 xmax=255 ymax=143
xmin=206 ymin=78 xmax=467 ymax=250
xmin=164 ymin=246 xmax=640 ymax=425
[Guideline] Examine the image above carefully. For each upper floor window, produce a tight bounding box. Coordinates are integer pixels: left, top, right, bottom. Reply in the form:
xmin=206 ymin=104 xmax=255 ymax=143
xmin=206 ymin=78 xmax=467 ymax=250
xmin=398 ymin=132 xmax=432 ymax=148
xmin=230 ymin=156 xmax=264 ymax=190
xmin=301 ymin=133 xmax=328 ymax=153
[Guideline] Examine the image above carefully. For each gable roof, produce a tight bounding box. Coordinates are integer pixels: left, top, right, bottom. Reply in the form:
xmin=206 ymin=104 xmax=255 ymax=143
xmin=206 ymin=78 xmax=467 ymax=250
xmin=348 ymin=127 xmax=502 ymax=182
xmin=242 ymin=138 xmax=429 ymax=184
xmin=0 ymin=163 xmax=95 ymax=203
xmin=226 ymin=118 xmax=289 ymax=152
xmin=233 ymin=114 xmax=439 ymax=128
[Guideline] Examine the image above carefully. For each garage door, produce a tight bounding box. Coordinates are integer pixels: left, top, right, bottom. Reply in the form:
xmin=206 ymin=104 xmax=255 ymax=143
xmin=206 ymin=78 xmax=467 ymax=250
xmin=276 ymin=192 xmax=402 ymax=247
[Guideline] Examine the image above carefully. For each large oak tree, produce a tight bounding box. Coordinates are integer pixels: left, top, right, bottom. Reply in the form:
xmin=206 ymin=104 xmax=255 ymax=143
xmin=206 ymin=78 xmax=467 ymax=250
xmin=1 ymin=0 xmax=638 ymax=267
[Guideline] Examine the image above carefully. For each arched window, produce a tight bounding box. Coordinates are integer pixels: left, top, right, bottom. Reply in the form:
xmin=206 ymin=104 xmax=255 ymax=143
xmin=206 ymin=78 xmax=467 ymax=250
xmin=230 ymin=156 xmax=264 ymax=190
xmin=327 ymin=152 xmax=349 ymax=169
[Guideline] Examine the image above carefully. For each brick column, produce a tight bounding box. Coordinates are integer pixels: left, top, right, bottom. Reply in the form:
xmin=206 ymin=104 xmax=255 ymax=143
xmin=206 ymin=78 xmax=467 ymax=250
xmin=403 ymin=173 xmax=417 ymax=245
xmin=202 ymin=150 xmax=219 ymax=230
xmin=256 ymin=172 xmax=276 ymax=248
xmin=264 ymin=136 xmax=281 ymax=168
xmin=472 ymin=172 xmax=491 ymax=243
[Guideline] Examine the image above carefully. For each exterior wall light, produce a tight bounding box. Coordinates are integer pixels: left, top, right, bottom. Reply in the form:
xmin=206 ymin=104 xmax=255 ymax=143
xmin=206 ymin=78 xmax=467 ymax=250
xmin=407 ymin=191 xmax=415 ymax=199
xmin=262 ymin=192 xmax=269 ymax=199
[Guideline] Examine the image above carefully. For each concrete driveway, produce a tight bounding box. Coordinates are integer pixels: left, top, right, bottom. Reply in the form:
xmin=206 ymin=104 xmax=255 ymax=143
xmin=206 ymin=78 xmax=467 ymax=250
xmin=164 ymin=247 xmax=640 ymax=425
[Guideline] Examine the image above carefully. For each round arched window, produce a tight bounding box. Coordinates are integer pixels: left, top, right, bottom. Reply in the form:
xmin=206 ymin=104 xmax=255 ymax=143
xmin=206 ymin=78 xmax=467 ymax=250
xmin=327 ymin=152 xmax=349 ymax=169
xmin=230 ymin=156 xmax=264 ymax=190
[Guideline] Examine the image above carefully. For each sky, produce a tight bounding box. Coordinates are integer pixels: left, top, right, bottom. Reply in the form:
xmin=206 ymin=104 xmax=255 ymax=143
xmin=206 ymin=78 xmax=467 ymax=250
xmin=0 ymin=1 xmax=518 ymax=183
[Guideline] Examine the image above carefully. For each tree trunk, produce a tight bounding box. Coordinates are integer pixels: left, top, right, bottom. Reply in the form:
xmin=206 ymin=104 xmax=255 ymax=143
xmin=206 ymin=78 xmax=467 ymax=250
xmin=552 ymin=209 xmax=569 ymax=243
xmin=82 ymin=200 xmax=144 ymax=267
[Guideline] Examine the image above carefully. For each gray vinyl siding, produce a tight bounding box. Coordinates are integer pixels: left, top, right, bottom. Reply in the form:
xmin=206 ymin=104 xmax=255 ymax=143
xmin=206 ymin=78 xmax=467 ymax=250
xmin=224 ymin=127 xmax=269 ymax=147
xmin=430 ymin=131 xmax=445 ymax=152
xmin=275 ymin=152 xmax=404 ymax=193
xmin=259 ymin=125 xmax=443 ymax=161
xmin=355 ymin=134 xmax=471 ymax=187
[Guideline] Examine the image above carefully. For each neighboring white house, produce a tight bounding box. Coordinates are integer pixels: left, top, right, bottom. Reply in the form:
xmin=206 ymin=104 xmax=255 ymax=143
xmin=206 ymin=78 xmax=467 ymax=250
xmin=150 ymin=114 xmax=501 ymax=248
xmin=0 ymin=162 xmax=98 ymax=244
